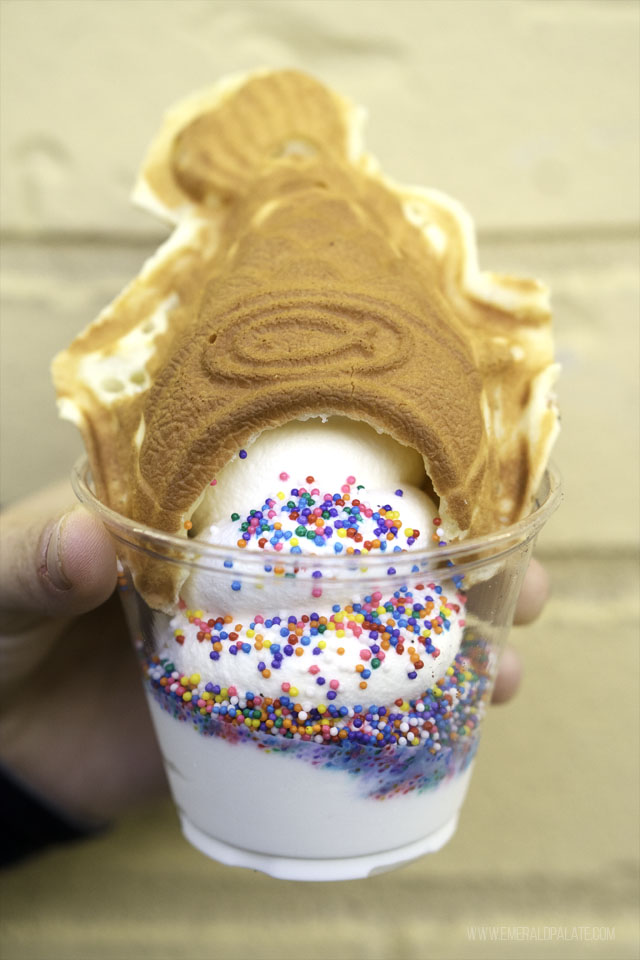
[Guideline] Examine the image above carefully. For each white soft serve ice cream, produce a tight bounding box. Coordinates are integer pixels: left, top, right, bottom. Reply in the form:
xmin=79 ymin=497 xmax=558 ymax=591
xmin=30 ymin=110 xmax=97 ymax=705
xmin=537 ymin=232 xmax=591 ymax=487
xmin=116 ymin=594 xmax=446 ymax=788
xmin=157 ymin=418 xmax=466 ymax=709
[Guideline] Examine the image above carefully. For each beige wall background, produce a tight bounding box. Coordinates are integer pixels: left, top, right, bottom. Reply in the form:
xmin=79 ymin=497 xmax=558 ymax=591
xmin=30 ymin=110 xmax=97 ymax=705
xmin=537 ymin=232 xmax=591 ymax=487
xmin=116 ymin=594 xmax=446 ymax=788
xmin=1 ymin=2 xmax=638 ymax=959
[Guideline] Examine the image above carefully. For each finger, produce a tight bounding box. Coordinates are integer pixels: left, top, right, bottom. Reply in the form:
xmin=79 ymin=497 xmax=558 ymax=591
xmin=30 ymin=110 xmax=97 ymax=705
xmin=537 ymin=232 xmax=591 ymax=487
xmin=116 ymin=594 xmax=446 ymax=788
xmin=491 ymin=645 xmax=522 ymax=704
xmin=513 ymin=556 xmax=550 ymax=625
xmin=0 ymin=482 xmax=117 ymax=629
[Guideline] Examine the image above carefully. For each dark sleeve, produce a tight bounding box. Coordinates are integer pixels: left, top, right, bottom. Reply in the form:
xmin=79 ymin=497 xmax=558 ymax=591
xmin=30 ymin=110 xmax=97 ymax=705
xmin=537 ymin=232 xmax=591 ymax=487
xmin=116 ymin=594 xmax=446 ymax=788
xmin=0 ymin=764 xmax=107 ymax=867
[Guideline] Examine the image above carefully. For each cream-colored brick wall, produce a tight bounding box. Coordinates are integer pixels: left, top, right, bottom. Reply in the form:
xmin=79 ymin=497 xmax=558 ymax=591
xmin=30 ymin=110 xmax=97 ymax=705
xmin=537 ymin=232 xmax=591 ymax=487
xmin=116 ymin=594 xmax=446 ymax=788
xmin=0 ymin=2 xmax=638 ymax=957
xmin=2 ymin=0 xmax=638 ymax=235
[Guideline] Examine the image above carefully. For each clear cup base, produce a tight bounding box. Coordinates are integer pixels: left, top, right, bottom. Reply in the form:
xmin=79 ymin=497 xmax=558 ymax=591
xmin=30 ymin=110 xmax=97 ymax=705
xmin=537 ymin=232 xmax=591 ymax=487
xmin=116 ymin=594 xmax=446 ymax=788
xmin=179 ymin=810 xmax=459 ymax=882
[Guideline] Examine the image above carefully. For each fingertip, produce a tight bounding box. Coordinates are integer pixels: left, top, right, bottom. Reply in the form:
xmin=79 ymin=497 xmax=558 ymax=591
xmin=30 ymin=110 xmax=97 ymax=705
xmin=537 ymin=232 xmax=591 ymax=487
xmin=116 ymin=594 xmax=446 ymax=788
xmin=1 ymin=491 xmax=118 ymax=628
xmin=55 ymin=506 xmax=117 ymax=614
xmin=491 ymin=645 xmax=522 ymax=704
xmin=513 ymin=556 xmax=550 ymax=625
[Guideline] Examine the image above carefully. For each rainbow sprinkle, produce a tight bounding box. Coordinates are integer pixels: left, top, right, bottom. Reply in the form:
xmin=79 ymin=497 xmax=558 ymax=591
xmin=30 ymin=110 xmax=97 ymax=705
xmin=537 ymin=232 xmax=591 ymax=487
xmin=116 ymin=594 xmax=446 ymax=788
xmin=145 ymin=647 xmax=485 ymax=747
xmin=142 ymin=633 xmax=490 ymax=798
xmin=172 ymin=581 xmax=464 ymax=698
xmin=233 ymin=476 xmax=420 ymax=556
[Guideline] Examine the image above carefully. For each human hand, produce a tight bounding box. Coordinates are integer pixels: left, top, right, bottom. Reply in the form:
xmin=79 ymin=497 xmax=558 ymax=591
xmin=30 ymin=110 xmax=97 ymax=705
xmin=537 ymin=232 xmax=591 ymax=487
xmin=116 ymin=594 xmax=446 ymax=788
xmin=0 ymin=481 xmax=167 ymax=824
xmin=0 ymin=481 xmax=549 ymax=823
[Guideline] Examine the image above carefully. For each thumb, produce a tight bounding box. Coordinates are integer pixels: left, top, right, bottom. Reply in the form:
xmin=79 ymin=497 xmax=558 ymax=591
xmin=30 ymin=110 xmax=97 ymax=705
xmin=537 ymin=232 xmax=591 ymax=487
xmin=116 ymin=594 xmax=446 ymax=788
xmin=0 ymin=485 xmax=117 ymax=629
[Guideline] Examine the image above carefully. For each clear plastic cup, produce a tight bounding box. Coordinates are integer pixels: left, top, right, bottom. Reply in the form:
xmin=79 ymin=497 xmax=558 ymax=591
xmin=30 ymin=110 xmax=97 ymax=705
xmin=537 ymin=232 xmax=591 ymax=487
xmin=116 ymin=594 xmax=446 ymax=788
xmin=72 ymin=457 xmax=561 ymax=881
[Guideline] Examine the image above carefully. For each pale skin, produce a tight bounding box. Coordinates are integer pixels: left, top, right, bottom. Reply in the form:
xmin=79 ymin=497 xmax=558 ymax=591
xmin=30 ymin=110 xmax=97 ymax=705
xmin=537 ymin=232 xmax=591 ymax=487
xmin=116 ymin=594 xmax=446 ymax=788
xmin=0 ymin=481 xmax=550 ymax=825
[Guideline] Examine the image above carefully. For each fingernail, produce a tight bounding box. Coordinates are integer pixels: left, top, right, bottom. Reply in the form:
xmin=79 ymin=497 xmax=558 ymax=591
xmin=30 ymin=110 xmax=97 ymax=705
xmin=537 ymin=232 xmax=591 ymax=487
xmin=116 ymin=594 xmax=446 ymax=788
xmin=45 ymin=514 xmax=73 ymax=590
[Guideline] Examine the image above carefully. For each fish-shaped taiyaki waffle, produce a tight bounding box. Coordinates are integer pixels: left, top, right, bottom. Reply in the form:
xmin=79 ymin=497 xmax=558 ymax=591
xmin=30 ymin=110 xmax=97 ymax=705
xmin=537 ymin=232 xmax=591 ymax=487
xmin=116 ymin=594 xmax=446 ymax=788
xmin=52 ymin=69 xmax=559 ymax=602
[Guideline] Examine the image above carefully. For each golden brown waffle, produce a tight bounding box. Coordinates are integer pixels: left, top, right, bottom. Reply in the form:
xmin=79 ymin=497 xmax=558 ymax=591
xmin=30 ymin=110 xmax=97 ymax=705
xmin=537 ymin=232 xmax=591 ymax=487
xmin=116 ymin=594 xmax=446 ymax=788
xmin=53 ymin=69 xmax=558 ymax=586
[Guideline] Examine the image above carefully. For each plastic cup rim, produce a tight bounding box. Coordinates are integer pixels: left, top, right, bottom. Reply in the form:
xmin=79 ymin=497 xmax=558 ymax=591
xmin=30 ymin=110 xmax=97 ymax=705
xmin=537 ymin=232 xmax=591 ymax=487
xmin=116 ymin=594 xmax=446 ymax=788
xmin=71 ymin=455 xmax=562 ymax=572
